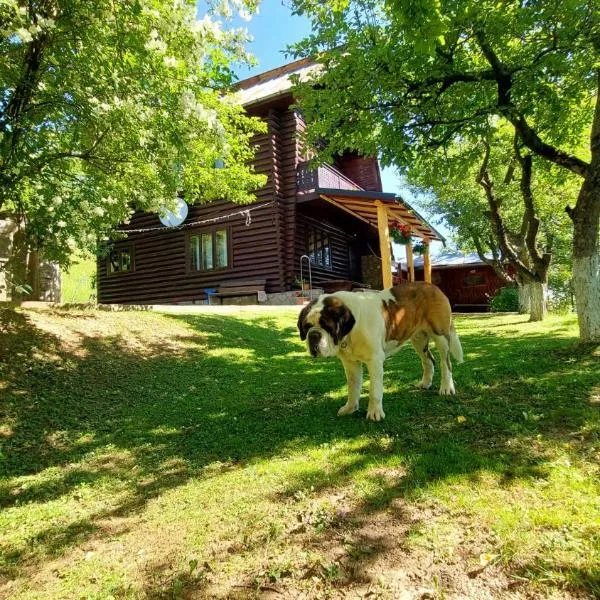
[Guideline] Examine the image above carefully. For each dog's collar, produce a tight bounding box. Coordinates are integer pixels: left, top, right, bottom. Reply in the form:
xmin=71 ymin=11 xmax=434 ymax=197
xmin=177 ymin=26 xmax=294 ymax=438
xmin=340 ymin=339 xmax=349 ymax=350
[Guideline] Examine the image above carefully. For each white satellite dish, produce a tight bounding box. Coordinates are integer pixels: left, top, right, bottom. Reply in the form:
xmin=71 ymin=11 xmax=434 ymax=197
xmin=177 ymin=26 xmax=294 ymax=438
xmin=159 ymin=197 xmax=188 ymax=227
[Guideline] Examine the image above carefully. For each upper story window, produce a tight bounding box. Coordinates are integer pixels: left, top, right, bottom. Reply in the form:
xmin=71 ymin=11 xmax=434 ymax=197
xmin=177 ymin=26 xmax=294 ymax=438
xmin=307 ymin=226 xmax=331 ymax=268
xmin=189 ymin=227 xmax=230 ymax=271
xmin=108 ymin=244 xmax=134 ymax=275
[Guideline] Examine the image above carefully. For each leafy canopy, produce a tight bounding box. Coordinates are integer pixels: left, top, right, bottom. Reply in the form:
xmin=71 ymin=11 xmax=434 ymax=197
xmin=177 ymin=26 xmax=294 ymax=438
xmin=289 ymin=0 xmax=597 ymax=173
xmin=0 ymin=0 xmax=266 ymax=264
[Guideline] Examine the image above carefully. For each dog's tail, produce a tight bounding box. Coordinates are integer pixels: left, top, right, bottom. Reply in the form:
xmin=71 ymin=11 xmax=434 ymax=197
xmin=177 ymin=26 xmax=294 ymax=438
xmin=449 ymin=322 xmax=464 ymax=364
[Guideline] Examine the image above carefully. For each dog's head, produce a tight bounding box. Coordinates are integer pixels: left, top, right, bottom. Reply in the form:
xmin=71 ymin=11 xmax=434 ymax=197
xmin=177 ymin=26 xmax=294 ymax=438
xmin=297 ymin=295 xmax=356 ymax=358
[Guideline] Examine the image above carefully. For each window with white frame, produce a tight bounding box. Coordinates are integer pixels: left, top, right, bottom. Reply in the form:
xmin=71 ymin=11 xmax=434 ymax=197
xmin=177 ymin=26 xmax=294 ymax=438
xmin=189 ymin=228 xmax=229 ymax=271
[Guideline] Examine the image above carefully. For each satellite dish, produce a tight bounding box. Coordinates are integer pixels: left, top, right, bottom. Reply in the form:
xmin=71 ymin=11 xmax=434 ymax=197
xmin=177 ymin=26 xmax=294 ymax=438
xmin=159 ymin=197 xmax=188 ymax=227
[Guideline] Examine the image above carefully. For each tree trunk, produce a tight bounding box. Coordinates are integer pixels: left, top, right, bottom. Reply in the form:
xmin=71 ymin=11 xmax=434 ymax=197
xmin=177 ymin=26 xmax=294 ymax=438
xmin=569 ymin=159 xmax=600 ymax=342
xmin=518 ymin=282 xmax=531 ymax=314
xmin=528 ymin=281 xmax=547 ymax=322
xmin=567 ymin=71 xmax=600 ymax=343
xmin=6 ymin=228 xmax=29 ymax=303
xmin=27 ymin=250 xmax=41 ymax=301
xmin=572 ymin=253 xmax=600 ymax=342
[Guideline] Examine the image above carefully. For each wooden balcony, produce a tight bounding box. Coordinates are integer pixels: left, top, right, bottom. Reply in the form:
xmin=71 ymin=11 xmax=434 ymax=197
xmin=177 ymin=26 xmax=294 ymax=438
xmin=296 ymin=162 xmax=363 ymax=193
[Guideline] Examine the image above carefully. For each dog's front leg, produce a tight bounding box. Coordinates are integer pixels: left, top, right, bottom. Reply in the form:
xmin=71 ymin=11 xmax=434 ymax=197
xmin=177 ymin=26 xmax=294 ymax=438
xmin=338 ymin=357 xmax=362 ymax=416
xmin=366 ymin=355 xmax=385 ymax=421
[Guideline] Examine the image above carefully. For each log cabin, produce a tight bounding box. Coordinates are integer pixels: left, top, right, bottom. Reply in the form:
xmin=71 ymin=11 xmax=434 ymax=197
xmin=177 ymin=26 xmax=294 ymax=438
xmin=412 ymin=251 xmax=507 ymax=311
xmin=97 ymin=58 xmax=443 ymax=305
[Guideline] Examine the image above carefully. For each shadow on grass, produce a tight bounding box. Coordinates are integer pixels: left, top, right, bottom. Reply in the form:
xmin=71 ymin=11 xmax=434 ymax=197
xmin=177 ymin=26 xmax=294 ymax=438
xmin=1 ymin=308 xmax=598 ymax=596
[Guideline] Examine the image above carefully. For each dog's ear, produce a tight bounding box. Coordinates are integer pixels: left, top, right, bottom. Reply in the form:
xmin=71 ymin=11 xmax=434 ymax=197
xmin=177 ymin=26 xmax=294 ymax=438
xmin=337 ymin=305 xmax=356 ymax=342
xmin=297 ymin=299 xmax=318 ymax=341
xmin=320 ymin=297 xmax=355 ymax=344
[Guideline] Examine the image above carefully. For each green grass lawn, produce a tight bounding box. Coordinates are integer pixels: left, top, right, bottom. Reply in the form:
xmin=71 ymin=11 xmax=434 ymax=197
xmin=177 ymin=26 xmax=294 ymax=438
xmin=0 ymin=307 xmax=598 ymax=599
xmin=60 ymin=257 xmax=96 ymax=304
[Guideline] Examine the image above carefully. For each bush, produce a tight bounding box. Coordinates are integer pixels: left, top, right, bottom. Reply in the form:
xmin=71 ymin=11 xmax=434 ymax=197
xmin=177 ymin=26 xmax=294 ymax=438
xmin=548 ymin=273 xmax=574 ymax=313
xmin=489 ymin=286 xmax=519 ymax=312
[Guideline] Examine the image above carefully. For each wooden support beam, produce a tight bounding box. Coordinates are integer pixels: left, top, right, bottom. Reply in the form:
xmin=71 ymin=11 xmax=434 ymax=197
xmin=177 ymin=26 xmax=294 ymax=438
xmin=375 ymin=200 xmax=393 ymax=289
xmin=320 ymin=195 xmax=374 ymax=227
xmin=423 ymin=241 xmax=432 ymax=283
xmin=406 ymin=240 xmax=415 ymax=282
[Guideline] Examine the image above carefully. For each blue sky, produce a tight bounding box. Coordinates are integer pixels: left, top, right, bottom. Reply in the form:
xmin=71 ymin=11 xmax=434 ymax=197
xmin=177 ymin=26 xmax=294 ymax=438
xmin=217 ymin=0 xmax=452 ymax=257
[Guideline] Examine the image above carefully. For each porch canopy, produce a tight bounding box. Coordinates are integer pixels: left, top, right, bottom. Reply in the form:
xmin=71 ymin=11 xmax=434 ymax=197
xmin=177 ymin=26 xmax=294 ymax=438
xmin=317 ymin=188 xmax=445 ymax=288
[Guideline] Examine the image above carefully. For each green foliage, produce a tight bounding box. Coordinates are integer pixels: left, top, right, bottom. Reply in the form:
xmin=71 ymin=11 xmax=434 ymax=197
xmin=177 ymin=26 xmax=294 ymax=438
xmin=412 ymin=240 xmax=428 ymax=255
xmin=290 ymin=0 xmax=596 ymax=168
xmin=10 ymin=281 xmax=32 ymax=296
xmin=406 ymin=128 xmax=577 ymax=287
xmin=0 ymin=0 xmax=266 ymax=266
xmin=489 ymin=286 xmax=519 ymax=312
xmin=548 ymin=268 xmax=574 ymax=313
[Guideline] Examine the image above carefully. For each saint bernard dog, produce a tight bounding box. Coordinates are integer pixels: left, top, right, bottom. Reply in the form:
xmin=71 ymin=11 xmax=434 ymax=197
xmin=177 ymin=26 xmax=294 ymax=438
xmin=297 ymin=282 xmax=463 ymax=421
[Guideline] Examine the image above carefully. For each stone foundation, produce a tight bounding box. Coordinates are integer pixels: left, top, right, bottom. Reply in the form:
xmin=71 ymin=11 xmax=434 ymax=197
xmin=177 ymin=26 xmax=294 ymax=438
xmin=266 ymin=289 xmax=323 ymax=305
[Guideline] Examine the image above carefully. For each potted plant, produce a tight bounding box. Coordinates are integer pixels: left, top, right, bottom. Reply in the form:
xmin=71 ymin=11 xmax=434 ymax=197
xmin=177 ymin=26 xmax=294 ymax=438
xmin=390 ymin=223 xmax=412 ymax=245
xmin=413 ymin=240 xmax=429 ymax=255
xmin=293 ymin=277 xmax=311 ymax=291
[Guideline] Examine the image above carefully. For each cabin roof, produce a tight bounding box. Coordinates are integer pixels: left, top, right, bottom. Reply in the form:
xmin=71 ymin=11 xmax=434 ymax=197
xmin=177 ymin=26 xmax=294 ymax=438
xmin=314 ymin=188 xmax=445 ymax=242
xmin=413 ymin=251 xmax=490 ymax=269
xmin=234 ymin=57 xmax=318 ymax=107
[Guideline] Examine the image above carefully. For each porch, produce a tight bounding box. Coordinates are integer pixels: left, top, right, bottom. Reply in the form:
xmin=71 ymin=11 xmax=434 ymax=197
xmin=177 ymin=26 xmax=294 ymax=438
xmin=296 ymin=163 xmax=444 ymax=288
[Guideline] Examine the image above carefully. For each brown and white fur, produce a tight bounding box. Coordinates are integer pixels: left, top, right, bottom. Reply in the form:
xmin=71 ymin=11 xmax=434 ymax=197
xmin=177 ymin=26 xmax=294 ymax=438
xmin=297 ymin=282 xmax=463 ymax=421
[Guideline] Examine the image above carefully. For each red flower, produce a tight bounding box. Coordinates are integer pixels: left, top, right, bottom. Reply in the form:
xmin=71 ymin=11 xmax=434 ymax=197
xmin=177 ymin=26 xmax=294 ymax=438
xmin=390 ymin=222 xmax=412 ymax=244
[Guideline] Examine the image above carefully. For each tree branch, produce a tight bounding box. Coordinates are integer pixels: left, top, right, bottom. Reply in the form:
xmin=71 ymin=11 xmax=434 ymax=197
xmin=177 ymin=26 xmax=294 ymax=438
xmin=475 ymin=30 xmax=590 ymax=178
xmin=476 ymin=140 xmax=539 ymax=282
xmin=27 ymin=128 xmax=113 ymax=173
xmin=406 ymin=69 xmax=501 ymax=95
xmin=469 ymin=226 xmax=514 ymax=283
xmin=514 ymin=144 xmax=551 ymax=276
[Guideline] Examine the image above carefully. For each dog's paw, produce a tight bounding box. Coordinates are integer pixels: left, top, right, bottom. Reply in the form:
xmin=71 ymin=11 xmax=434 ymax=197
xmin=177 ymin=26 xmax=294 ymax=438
xmin=366 ymin=405 xmax=385 ymax=421
xmin=338 ymin=403 xmax=358 ymax=416
xmin=439 ymin=381 xmax=456 ymax=395
xmin=416 ymin=380 xmax=432 ymax=390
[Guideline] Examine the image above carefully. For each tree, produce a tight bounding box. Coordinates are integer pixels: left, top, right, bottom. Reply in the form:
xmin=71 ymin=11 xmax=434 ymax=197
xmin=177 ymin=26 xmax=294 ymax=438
xmin=0 ymin=0 xmax=266 ymax=276
xmin=407 ymin=129 xmax=576 ymax=320
xmin=290 ymin=0 xmax=600 ymax=342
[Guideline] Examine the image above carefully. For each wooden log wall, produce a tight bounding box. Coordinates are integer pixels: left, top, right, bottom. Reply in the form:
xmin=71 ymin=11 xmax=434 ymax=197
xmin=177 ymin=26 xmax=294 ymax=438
xmin=294 ymin=213 xmax=353 ymax=284
xmin=280 ymin=109 xmax=305 ymax=287
xmin=97 ymin=199 xmax=283 ymax=304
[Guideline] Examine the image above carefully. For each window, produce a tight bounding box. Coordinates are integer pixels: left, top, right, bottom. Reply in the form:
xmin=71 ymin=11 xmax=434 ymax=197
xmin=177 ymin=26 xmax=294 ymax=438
xmin=463 ymin=274 xmax=486 ymax=287
xmin=189 ymin=228 xmax=230 ymax=271
xmin=108 ymin=245 xmax=134 ymax=275
xmin=307 ymin=226 xmax=332 ymax=268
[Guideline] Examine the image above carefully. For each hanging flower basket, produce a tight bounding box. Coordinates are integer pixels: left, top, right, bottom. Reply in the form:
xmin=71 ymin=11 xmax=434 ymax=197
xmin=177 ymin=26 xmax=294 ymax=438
xmin=390 ymin=223 xmax=412 ymax=245
xmin=413 ymin=240 xmax=429 ymax=255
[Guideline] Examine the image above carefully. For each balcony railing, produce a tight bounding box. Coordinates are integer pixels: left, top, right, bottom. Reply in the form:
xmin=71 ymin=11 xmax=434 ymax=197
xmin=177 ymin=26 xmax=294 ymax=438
xmin=296 ymin=162 xmax=362 ymax=193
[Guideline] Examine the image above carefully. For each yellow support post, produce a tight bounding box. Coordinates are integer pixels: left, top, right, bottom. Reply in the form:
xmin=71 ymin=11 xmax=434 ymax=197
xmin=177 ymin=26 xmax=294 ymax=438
xmin=406 ymin=240 xmax=415 ymax=282
xmin=375 ymin=200 xmax=393 ymax=289
xmin=423 ymin=241 xmax=432 ymax=283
